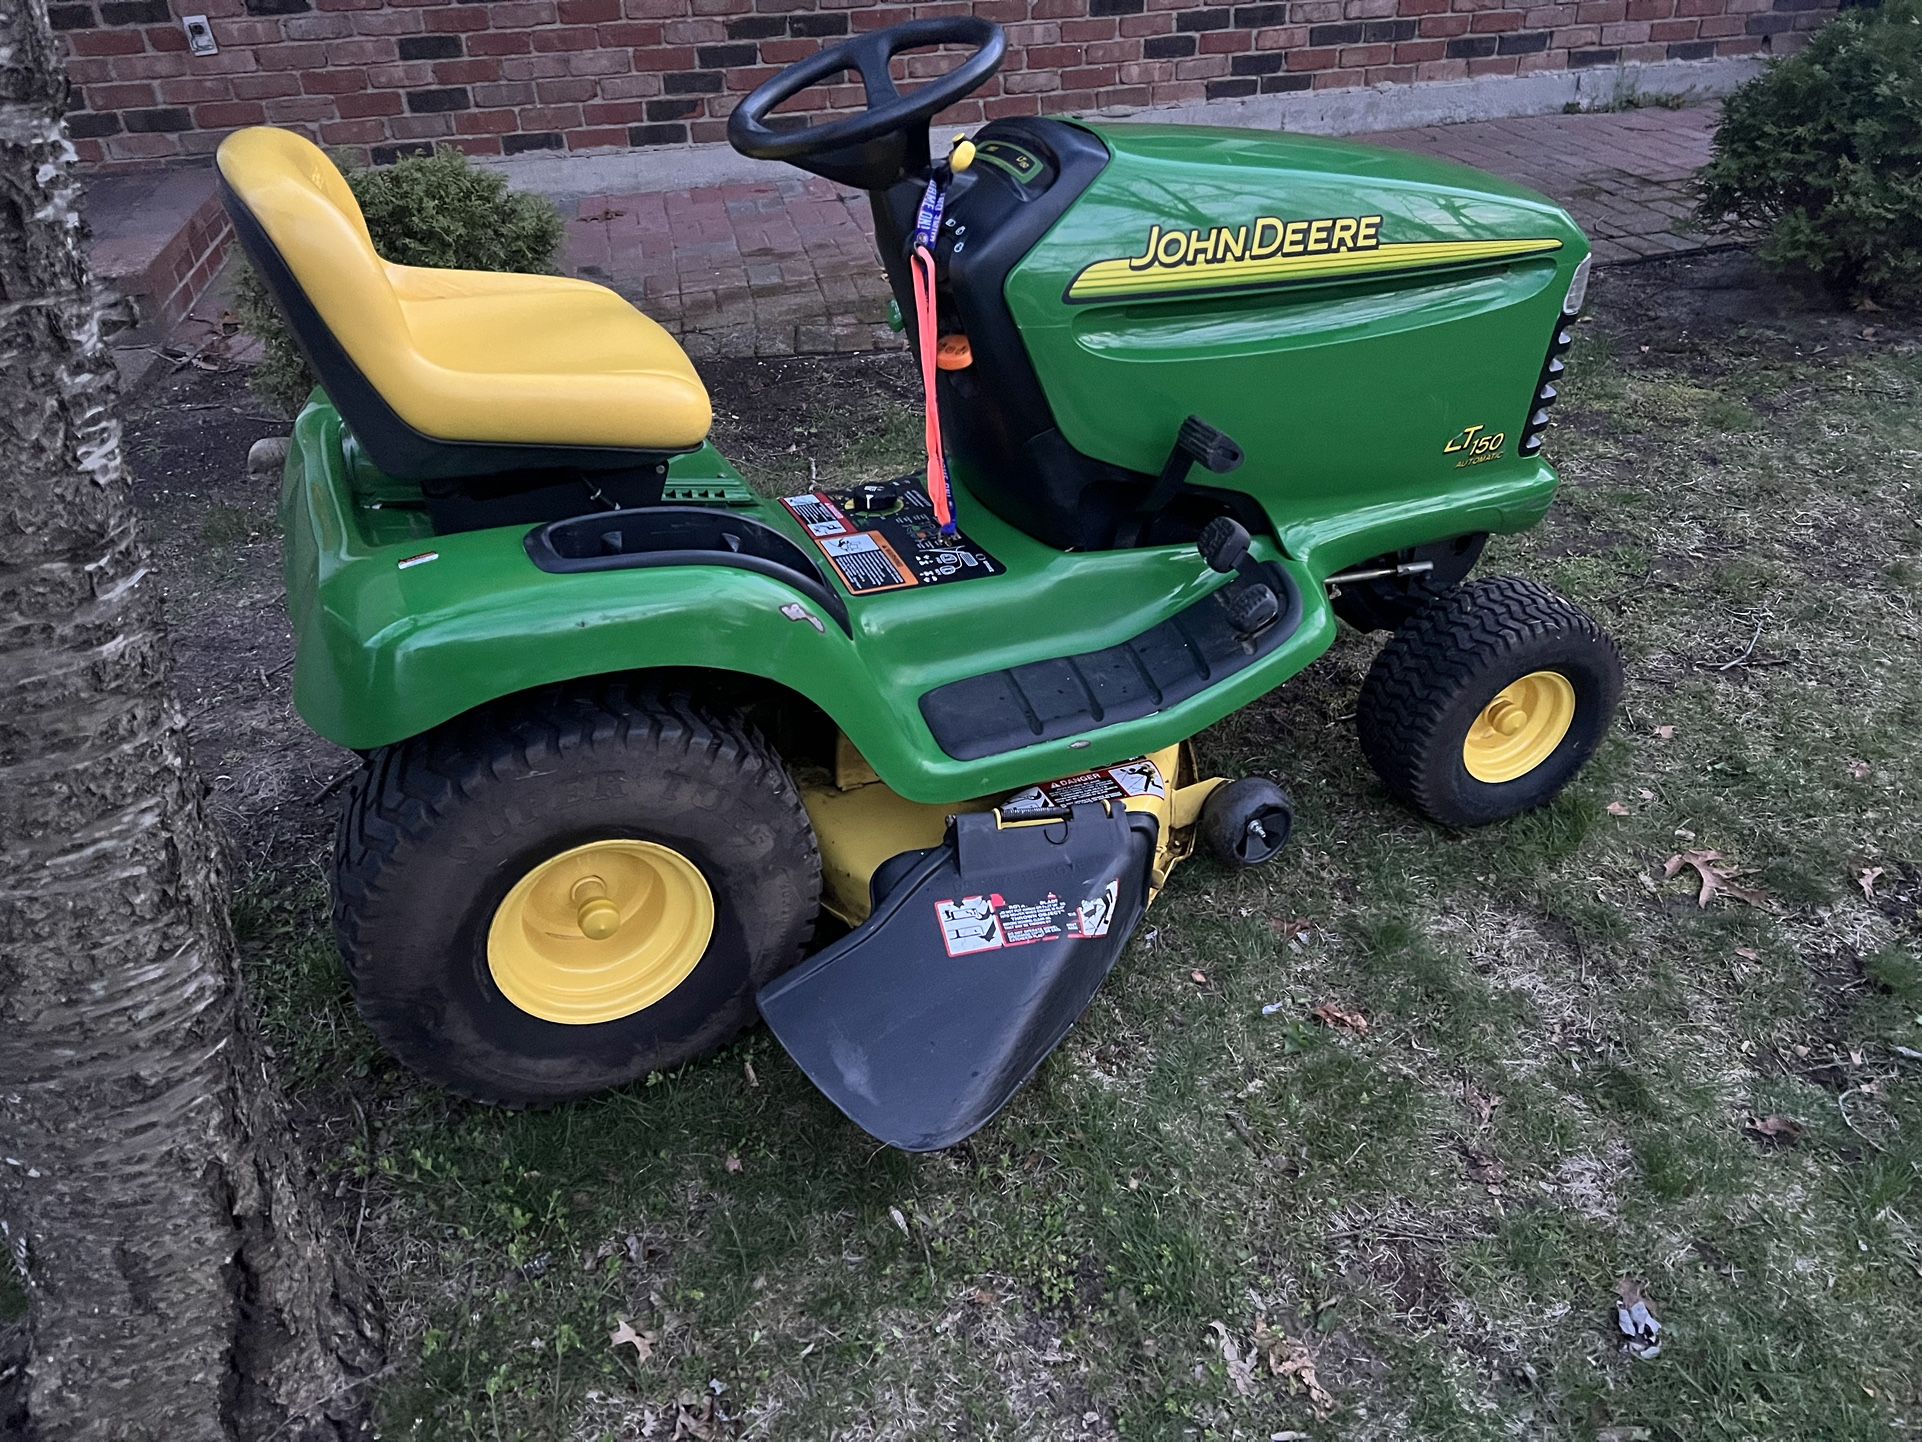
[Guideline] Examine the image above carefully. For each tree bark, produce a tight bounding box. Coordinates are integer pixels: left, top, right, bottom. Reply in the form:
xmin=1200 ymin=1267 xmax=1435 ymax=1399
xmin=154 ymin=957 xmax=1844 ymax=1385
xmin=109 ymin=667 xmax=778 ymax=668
xmin=0 ymin=5 xmax=383 ymax=1438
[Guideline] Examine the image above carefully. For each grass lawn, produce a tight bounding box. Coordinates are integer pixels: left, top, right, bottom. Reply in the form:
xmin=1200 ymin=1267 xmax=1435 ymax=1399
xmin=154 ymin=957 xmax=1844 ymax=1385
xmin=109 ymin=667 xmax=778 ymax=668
xmin=146 ymin=250 xmax=1920 ymax=1440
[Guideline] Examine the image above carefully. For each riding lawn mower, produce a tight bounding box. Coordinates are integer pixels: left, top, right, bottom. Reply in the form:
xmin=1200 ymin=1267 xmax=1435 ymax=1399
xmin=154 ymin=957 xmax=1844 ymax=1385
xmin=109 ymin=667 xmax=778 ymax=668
xmin=217 ymin=17 xmax=1623 ymax=1151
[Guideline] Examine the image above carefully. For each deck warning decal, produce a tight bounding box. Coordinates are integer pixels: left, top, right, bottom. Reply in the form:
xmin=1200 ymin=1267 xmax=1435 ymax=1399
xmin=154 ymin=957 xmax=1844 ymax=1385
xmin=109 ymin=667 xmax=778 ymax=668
xmin=935 ymin=879 xmax=1120 ymax=958
xmin=1000 ymin=759 xmax=1167 ymax=816
xmin=781 ymin=483 xmax=1004 ymax=597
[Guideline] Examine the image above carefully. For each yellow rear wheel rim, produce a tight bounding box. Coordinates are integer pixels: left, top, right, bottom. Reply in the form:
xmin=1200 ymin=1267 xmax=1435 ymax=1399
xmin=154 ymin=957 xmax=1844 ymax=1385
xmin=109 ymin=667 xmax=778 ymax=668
xmin=487 ymin=839 xmax=714 ymax=1025
xmin=1462 ymin=670 xmax=1577 ymax=784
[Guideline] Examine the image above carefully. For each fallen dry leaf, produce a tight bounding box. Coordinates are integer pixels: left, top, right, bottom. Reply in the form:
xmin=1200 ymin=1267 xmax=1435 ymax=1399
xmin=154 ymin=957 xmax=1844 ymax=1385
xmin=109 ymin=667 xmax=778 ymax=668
xmin=1653 ymin=724 xmax=1677 ymax=739
xmin=1208 ymin=1321 xmax=1258 ymax=1397
xmin=1269 ymin=916 xmax=1314 ymax=946
xmin=671 ymin=1393 xmax=716 ymax=1441
xmin=1746 ymin=1114 xmax=1804 ymax=1144
xmin=1252 ymin=1321 xmax=1337 ymax=1418
xmin=1463 ymin=1145 xmax=1506 ymax=1187
xmin=743 ymin=1058 xmax=758 ymax=1088
xmin=609 ymin=1317 xmax=656 ymax=1363
xmin=888 ymin=1206 xmax=910 ymax=1237
xmin=1663 ymin=850 xmax=1773 ymax=910
xmin=1848 ymin=760 xmax=1872 ymax=781
xmin=1859 ymin=866 xmax=1886 ymax=899
xmin=1606 ymin=800 xmax=1630 ymax=817
xmin=1464 ymin=1082 xmax=1503 ymax=1127
xmin=1734 ymin=946 xmax=1761 ymax=961
xmin=1191 ymin=969 xmax=1209 ymax=985
xmin=1311 ymin=1002 xmax=1370 ymax=1035
xmin=724 ymin=1152 xmax=743 ymax=1174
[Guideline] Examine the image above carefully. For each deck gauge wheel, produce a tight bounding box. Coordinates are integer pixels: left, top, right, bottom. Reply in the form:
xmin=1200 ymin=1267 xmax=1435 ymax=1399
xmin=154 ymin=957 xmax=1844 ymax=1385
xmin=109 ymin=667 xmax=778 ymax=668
xmin=1200 ymin=777 xmax=1295 ymax=867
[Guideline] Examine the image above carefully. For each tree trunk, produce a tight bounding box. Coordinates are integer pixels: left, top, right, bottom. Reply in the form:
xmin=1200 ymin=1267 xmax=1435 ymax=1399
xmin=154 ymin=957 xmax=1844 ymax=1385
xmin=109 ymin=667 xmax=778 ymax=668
xmin=0 ymin=5 xmax=384 ymax=1438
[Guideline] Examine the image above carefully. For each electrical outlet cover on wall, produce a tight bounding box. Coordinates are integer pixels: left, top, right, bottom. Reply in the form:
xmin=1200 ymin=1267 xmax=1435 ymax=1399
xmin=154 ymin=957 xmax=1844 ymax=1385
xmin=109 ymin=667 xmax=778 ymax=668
xmin=183 ymin=15 xmax=218 ymax=55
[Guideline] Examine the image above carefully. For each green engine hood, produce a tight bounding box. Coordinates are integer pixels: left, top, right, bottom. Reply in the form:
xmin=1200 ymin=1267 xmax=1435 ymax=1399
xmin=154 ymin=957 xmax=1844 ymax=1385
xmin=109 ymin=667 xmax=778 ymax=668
xmin=1003 ymin=119 xmax=1590 ymax=545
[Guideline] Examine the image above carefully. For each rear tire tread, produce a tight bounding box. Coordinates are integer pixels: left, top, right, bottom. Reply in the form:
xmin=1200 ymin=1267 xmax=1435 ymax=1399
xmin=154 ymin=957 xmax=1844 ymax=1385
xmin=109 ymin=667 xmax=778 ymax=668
xmin=332 ymin=679 xmax=818 ymax=1105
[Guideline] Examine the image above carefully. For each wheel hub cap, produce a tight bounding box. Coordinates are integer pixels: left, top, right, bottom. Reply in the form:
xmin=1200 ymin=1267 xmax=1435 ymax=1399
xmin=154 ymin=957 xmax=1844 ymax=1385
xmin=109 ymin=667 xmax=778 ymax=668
xmin=487 ymin=839 xmax=715 ymax=1025
xmin=1462 ymin=670 xmax=1577 ymax=784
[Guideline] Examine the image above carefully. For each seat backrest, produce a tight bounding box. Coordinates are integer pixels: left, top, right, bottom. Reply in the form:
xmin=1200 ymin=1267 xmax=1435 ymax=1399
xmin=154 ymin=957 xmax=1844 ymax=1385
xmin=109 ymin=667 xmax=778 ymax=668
xmin=217 ymin=126 xmax=679 ymax=491
xmin=216 ymin=128 xmax=414 ymax=390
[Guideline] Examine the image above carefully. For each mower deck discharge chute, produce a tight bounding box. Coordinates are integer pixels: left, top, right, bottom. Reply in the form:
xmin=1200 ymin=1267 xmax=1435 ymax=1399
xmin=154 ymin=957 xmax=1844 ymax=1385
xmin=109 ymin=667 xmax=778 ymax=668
xmin=222 ymin=16 xmax=1623 ymax=1147
xmin=769 ymin=745 xmax=1241 ymax=1149
xmin=760 ymin=802 xmax=1156 ymax=1152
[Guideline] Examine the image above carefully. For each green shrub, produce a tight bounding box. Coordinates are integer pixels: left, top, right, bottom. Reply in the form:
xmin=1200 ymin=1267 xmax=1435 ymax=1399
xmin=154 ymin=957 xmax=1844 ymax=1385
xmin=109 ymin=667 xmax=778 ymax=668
xmin=234 ymin=146 xmax=566 ymax=413
xmin=1697 ymin=0 xmax=1922 ymax=305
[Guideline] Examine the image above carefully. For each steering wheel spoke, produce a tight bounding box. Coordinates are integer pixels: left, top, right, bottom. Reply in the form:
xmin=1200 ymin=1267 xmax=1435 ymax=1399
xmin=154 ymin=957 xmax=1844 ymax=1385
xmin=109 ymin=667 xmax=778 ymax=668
xmin=849 ymin=33 xmax=901 ymax=106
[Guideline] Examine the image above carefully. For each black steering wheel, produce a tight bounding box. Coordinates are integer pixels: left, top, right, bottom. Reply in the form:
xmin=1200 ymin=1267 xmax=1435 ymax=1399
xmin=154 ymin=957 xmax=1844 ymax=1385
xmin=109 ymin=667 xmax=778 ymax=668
xmin=727 ymin=17 xmax=1005 ymax=186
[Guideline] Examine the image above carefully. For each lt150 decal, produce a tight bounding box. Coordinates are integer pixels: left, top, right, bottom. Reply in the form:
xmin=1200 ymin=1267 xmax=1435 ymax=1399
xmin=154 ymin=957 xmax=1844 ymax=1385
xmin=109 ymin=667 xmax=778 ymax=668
xmin=1444 ymin=422 xmax=1506 ymax=467
xmin=1065 ymin=215 xmax=1562 ymax=303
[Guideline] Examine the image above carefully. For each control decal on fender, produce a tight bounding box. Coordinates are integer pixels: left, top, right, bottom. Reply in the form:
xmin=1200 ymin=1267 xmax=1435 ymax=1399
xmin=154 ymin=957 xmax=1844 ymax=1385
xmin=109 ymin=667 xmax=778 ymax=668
xmin=935 ymin=879 xmax=1119 ymax=958
xmin=781 ymin=486 xmax=1005 ymax=597
xmin=1065 ymin=215 xmax=1562 ymax=303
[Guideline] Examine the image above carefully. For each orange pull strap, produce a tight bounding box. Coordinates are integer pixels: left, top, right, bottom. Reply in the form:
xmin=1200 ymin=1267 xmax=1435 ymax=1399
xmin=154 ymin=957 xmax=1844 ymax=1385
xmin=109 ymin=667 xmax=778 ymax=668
xmin=909 ymin=243 xmax=956 ymax=534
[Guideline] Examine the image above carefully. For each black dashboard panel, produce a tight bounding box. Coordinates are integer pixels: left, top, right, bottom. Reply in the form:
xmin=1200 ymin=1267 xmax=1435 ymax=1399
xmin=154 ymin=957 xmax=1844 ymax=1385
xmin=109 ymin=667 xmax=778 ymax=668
xmin=868 ymin=121 xmax=1167 ymax=553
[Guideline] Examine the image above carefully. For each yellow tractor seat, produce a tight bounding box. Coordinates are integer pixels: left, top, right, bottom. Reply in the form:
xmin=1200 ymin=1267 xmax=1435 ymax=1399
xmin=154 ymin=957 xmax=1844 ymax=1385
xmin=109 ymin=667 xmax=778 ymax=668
xmin=215 ymin=127 xmax=711 ymax=487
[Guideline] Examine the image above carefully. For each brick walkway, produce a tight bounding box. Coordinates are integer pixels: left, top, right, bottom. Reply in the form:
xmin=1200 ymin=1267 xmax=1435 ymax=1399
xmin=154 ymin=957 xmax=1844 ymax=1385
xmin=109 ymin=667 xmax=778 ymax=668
xmin=1367 ymin=105 xmax=1716 ymax=264
xmin=564 ymin=103 xmax=1719 ymax=358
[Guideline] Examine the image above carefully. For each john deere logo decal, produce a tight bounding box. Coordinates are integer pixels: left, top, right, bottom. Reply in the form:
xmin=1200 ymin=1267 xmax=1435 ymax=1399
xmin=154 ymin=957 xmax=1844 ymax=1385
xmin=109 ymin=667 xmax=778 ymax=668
xmin=1065 ymin=215 xmax=1561 ymax=303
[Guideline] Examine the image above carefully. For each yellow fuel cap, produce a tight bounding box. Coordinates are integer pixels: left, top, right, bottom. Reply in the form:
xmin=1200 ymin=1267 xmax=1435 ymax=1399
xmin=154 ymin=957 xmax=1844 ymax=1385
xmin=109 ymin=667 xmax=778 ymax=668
xmin=950 ymin=137 xmax=976 ymax=173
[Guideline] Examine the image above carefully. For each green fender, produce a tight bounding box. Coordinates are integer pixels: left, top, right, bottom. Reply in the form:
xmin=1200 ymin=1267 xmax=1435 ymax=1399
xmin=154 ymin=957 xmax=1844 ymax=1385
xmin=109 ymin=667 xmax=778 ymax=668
xmin=281 ymin=397 xmax=1558 ymax=803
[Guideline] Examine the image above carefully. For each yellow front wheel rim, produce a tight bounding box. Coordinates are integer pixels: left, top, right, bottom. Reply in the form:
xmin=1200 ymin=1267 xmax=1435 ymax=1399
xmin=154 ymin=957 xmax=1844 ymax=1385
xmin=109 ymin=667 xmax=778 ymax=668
xmin=1462 ymin=670 xmax=1577 ymax=784
xmin=487 ymin=839 xmax=715 ymax=1025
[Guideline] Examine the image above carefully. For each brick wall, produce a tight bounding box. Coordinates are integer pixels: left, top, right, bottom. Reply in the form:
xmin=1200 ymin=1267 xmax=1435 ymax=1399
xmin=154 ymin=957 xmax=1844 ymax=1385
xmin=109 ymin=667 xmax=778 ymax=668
xmin=58 ymin=0 xmax=1831 ymax=169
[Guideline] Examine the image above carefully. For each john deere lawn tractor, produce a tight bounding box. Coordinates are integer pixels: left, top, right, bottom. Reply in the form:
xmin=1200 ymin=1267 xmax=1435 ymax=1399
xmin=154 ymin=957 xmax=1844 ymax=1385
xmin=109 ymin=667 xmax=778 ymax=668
xmin=219 ymin=16 xmax=1621 ymax=1150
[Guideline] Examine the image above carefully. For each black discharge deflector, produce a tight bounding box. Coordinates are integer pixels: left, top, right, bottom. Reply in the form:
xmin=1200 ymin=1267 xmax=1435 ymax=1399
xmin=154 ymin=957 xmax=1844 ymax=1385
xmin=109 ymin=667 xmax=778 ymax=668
xmin=757 ymin=802 xmax=1156 ymax=1151
xmin=780 ymin=482 xmax=1004 ymax=597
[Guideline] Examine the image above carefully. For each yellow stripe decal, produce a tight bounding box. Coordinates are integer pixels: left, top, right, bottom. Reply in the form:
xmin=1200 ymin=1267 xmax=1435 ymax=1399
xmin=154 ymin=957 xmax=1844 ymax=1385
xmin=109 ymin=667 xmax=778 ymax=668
xmin=1065 ymin=237 xmax=1564 ymax=303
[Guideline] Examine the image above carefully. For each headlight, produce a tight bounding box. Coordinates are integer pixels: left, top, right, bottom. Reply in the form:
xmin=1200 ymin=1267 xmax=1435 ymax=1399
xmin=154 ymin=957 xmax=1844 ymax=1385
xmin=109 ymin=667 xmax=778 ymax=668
xmin=1562 ymin=255 xmax=1591 ymax=316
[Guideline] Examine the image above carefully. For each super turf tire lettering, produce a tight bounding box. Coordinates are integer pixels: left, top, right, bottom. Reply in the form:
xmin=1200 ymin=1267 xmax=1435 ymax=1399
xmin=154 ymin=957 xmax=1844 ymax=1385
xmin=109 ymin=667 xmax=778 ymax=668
xmin=1355 ymin=576 xmax=1623 ymax=828
xmin=332 ymin=682 xmax=820 ymax=1105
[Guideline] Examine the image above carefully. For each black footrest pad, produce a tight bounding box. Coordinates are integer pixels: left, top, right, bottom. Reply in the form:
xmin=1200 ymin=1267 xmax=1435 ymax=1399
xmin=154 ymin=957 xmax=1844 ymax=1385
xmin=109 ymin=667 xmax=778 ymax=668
xmin=919 ymin=561 xmax=1302 ymax=761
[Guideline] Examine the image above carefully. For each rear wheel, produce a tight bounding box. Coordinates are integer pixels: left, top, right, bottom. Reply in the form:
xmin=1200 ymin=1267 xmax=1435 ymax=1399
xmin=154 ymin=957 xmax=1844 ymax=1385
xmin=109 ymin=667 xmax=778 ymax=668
xmin=1356 ymin=577 xmax=1622 ymax=828
xmin=334 ymin=682 xmax=820 ymax=1104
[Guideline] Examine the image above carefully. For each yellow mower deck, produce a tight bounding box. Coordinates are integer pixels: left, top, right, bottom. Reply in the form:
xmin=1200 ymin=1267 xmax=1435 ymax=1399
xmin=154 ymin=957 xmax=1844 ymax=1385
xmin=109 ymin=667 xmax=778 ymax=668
xmin=800 ymin=738 xmax=1227 ymax=925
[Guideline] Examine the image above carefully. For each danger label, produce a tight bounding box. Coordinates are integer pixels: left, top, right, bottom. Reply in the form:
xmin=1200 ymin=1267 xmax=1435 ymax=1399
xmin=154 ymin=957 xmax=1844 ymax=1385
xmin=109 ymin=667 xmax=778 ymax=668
xmin=934 ymin=880 xmax=1119 ymax=958
xmin=1000 ymin=759 xmax=1167 ymax=816
xmin=819 ymin=532 xmax=915 ymax=593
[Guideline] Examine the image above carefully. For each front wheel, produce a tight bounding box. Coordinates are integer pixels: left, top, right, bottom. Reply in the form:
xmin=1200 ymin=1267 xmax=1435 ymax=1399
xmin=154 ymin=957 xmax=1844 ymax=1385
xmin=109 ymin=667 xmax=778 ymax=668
xmin=1356 ymin=577 xmax=1623 ymax=828
xmin=333 ymin=683 xmax=820 ymax=1104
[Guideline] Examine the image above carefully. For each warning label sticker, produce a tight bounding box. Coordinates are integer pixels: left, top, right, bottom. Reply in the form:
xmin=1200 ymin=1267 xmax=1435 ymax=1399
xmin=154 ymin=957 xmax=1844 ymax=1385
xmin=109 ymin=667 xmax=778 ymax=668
xmin=780 ymin=485 xmax=1005 ymax=597
xmin=783 ymin=493 xmax=854 ymax=538
xmin=819 ymin=532 xmax=915 ymax=594
xmin=1000 ymin=759 xmax=1167 ymax=816
xmin=934 ymin=879 xmax=1120 ymax=958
